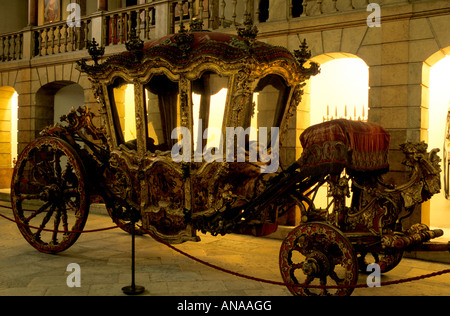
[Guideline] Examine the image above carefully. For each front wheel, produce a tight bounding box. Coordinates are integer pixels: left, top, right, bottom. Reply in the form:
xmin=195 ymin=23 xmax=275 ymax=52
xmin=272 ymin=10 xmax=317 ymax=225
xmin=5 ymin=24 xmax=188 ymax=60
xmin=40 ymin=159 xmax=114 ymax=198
xmin=11 ymin=137 xmax=89 ymax=254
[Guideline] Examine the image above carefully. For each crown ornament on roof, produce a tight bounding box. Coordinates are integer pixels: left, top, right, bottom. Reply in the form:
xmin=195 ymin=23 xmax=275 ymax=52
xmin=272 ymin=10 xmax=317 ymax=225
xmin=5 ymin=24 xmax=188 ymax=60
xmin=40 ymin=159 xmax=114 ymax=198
xmin=294 ymin=38 xmax=320 ymax=77
xmin=126 ymin=28 xmax=144 ymax=61
xmin=87 ymin=38 xmax=105 ymax=65
xmin=237 ymin=13 xmax=259 ymax=47
xmin=190 ymin=18 xmax=204 ymax=32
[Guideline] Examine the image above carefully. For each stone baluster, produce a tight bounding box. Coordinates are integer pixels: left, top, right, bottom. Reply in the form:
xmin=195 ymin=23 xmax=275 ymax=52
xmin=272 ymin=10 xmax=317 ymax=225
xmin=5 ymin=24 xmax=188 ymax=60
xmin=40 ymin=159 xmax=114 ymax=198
xmin=84 ymin=20 xmax=90 ymax=50
xmin=332 ymin=0 xmax=338 ymax=12
xmin=127 ymin=10 xmax=132 ymax=42
xmin=198 ymin=0 xmax=204 ymax=23
xmin=8 ymin=36 xmax=12 ymax=60
xmin=209 ymin=0 xmax=215 ymax=28
xmin=63 ymin=24 xmax=69 ymax=52
xmin=50 ymin=27 xmax=55 ymax=54
xmin=120 ymin=12 xmax=126 ymax=44
xmin=0 ymin=37 xmax=4 ymax=61
xmin=18 ymin=34 xmax=23 ymax=60
xmin=44 ymin=29 xmax=49 ymax=55
xmin=38 ymin=30 xmax=43 ymax=56
xmin=110 ymin=14 xmax=116 ymax=45
xmin=188 ymin=0 xmax=194 ymax=22
xmin=220 ymin=0 xmax=226 ymax=27
xmin=136 ymin=9 xmax=142 ymax=39
xmin=71 ymin=26 xmax=76 ymax=51
xmin=317 ymin=0 xmax=323 ymax=14
xmin=57 ymin=25 xmax=62 ymax=53
xmin=302 ymin=0 xmax=308 ymax=17
xmin=144 ymin=7 xmax=150 ymax=40
xmin=232 ymin=0 xmax=237 ymax=25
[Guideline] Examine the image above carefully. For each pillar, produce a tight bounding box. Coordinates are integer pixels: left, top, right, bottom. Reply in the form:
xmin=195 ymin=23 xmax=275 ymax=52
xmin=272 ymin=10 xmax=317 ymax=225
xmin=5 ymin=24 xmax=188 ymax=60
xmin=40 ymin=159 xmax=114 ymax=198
xmin=28 ymin=0 xmax=38 ymax=26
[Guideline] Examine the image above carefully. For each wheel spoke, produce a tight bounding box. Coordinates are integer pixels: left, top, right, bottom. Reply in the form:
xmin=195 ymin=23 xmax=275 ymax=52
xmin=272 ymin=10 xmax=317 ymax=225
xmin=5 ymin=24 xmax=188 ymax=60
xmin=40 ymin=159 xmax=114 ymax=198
xmin=24 ymin=201 xmax=52 ymax=222
xmin=35 ymin=204 xmax=56 ymax=239
xmin=52 ymin=205 xmax=62 ymax=243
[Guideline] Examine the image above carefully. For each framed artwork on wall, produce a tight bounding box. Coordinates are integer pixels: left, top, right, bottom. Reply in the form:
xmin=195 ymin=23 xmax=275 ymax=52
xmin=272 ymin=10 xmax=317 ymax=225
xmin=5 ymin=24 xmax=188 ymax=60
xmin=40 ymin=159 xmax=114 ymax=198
xmin=44 ymin=0 xmax=61 ymax=23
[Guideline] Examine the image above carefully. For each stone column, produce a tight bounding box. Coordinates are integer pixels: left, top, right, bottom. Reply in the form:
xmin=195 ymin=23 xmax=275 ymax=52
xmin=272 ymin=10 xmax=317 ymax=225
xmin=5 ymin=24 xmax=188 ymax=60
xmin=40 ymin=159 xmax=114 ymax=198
xmin=28 ymin=0 xmax=38 ymax=26
xmin=154 ymin=1 xmax=171 ymax=38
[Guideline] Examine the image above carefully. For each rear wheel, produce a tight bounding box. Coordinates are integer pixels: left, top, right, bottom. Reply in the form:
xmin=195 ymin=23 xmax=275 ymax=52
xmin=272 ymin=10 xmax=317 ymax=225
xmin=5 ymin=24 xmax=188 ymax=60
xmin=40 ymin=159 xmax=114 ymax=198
xmin=279 ymin=222 xmax=358 ymax=296
xmin=11 ymin=137 xmax=89 ymax=253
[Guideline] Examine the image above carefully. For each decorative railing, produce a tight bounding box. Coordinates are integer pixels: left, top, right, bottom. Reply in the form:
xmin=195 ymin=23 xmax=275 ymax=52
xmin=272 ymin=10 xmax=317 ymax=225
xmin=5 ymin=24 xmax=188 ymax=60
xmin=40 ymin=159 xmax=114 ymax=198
xmin=0 ymin=0 xmax=386 ymax=63
xmin=0 ymin=31 xmax=23 ymax=62
xmin=33 ymin=16 xmax=92 ymax=57
xmin=103 ymin=3 xmax=157 ymax=47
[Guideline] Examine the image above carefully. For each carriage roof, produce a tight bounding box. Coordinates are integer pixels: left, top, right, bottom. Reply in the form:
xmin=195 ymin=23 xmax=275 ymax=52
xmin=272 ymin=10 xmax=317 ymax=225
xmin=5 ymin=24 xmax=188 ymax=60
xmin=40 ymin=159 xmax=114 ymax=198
xmin=76 ymin=21 xmax=320 ymax=152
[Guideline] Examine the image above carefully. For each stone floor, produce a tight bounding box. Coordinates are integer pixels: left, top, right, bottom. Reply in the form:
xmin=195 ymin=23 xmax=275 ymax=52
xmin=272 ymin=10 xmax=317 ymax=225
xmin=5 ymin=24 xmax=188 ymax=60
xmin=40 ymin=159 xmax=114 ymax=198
xmin=0 ymin=203 xmax=449 ymax=297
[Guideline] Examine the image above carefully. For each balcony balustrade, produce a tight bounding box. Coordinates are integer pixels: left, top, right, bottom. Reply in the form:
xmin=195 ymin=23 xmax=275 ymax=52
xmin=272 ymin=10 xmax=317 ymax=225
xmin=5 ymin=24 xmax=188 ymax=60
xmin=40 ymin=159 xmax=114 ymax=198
xmin=0 ymin=0 xmax=392 ymax=63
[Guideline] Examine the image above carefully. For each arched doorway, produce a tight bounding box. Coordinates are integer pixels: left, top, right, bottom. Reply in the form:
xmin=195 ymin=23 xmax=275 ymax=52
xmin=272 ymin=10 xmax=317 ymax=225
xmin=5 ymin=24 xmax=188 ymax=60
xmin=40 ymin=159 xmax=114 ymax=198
xmin=310 ymin=56 xmax=369 ymax=125
xmin=54 ymin=83 xmax=85 ymax=123
xmin=427 ymin=54 xmax=450 ymax=229
xmin=35 ymin=81 xmax=84 ymax=136
xmin=306 ymin=55 xmax=369 ymax=209
xmin=0 ymin=86 xmax=18 ymax=188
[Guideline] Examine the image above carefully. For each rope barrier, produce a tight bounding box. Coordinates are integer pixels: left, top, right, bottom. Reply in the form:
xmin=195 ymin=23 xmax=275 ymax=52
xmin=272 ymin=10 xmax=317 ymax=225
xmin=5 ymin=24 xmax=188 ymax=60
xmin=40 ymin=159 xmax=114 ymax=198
xmin=0 ymin=203 xmax=449 ymax=291
xmin=139 ymin=226 xmax=450 ymax=290
xmin=0 ymin=204 xmax=125 ymax=234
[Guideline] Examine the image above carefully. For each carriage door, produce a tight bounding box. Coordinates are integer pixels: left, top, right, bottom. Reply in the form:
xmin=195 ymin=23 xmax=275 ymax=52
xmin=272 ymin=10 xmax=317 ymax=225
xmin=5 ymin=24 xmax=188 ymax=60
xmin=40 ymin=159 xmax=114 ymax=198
xmin=140 ymin=75 xmax=199 ymax=243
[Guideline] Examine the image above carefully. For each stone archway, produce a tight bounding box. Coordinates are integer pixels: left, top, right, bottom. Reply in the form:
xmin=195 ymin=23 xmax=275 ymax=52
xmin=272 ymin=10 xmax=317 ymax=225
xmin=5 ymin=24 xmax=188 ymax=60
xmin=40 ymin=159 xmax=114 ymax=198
xmin=297 ymin=52 xmax=370 ymax=138
xmin=299 ymin=53 xmax=369 ymax=210
xmin=424 ymin=49 xmax=450 ymax=229
xmin=0 ymin=86 xmax=18 ymax=188
xmin=279 ymin=52 xmax=370 ymax=225
xmin=35 ymin=81 xmax=84 ymax=137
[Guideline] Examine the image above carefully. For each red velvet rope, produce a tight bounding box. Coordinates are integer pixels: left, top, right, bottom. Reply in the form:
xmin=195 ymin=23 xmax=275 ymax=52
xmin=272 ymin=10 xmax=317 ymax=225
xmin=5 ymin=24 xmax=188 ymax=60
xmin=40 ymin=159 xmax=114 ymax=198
xmin=1 ymin=204 xmax=449 ymax=291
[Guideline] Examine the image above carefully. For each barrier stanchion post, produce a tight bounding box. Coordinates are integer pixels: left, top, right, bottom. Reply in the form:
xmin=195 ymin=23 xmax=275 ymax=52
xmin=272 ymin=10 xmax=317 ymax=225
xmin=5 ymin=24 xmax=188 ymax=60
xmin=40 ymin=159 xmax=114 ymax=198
xmin=122 ymin=213 xmax=145 ymax=295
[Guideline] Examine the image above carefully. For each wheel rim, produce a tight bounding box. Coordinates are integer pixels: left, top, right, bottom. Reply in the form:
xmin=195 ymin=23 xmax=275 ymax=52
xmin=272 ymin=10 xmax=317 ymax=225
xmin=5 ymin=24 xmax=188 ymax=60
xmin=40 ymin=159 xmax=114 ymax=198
xmin=279 ymin=222 xmax=358 ymax=296
xmin=11 ymin=137 xmax=89 ymax=254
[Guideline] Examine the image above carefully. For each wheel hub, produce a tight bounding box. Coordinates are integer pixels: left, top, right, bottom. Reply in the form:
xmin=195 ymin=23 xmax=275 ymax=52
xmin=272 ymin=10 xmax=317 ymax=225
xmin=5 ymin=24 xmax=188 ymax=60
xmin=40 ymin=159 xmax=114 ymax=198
xmin=41 ymin=184 xmax=63 ymax=202
xmin=302 ymin=251 xmax=331 ymax=277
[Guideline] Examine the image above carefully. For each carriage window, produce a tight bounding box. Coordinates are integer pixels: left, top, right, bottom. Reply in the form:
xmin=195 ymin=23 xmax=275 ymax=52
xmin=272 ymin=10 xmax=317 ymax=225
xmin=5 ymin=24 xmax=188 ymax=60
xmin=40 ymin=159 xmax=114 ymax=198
xmin=192 ymin=72 xmax=229 ymax=155
xmin=144 ymin=75 xmax=179 ymax=152
xmin=108 ymin=78 xmax=137 ymax=148
xmin=250 ymin=75 xmax=289 ymax=144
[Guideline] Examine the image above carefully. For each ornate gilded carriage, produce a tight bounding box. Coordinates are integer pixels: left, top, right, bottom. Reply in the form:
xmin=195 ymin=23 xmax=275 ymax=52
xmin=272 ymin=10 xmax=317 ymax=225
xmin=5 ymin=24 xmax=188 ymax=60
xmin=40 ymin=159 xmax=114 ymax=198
xmin=10 ymin=17 xmax=447 ymax=296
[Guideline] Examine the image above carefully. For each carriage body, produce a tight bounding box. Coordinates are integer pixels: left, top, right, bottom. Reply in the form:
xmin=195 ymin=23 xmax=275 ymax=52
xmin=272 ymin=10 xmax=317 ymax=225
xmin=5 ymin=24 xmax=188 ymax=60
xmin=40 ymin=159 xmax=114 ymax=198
xmin=10 ymin=20 xmax=447 ymax=296
xmin=75 ymin=27 xmax=318 ymax=244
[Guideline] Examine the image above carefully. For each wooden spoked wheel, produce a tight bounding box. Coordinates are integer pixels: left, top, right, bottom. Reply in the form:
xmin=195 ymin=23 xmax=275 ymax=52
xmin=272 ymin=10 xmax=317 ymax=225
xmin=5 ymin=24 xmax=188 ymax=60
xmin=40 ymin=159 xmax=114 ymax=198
xmin=279 ymin=222 xmax=358 ymax=296
xmin=11 ymin=137 xmax=89 ymax=254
